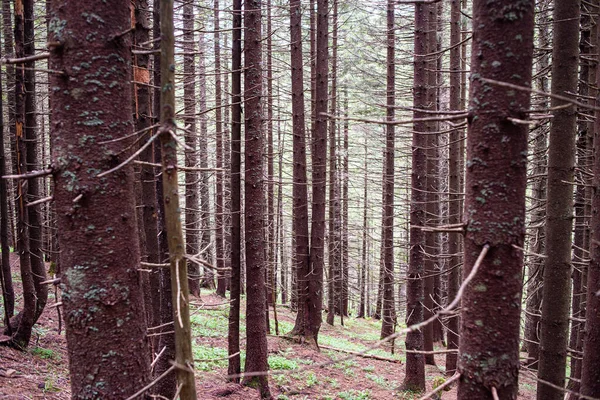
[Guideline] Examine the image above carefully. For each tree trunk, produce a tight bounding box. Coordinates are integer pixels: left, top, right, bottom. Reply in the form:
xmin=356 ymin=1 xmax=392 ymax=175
xmin=380 ymin=0 xmax=395 ymax=342
xmin=152 ymin=1 xmax=177 ymax=395
xmin=537 ymin=2 xmax=580 ymax=399
xmin=580 ymin=8 xmax=600 ymax=396
xmin=8 ymin=0 xmax=36 ymax=349
xmin=228 ymin=0 xmax=242 ymax=381
xmin=358 ymin=135 xmax=368 ymax=319
xmin=242 ymin=1 xmax=271 ymax=397
xmin=289 ymin=0 xmax=314 ymax=343
xmin=326 ymin=0 xmax=340 ymax=326
xmin=133 ymin=0 xmax=161 ymax=355
xmin=403 ymin=1 xmax=429 ymax=391
xmin=305 ymin=0 xmax=329 ymax=345
xmin=457 ymin=1 xmax=534 ymax=398
xmin=158 ymin=1 xmax=197 ymax=397
xmin=0 ymin=22 xmax=14 ymax=330
xmin=214 ymin=0 xmax=226 ymax=297
xmin=445 ymin=0 xmax=461 ymax=375
xmin=48 ymin=0 xmax=152 ymax=395
xmin=182 ymin=0 xmax=199 ymax=297
xmin=198 ymin=32 xmax=215 ymax=290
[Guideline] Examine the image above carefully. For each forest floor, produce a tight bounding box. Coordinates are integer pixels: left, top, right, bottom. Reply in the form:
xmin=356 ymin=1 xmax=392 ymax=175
xmin=0 ymin=255 xmax=537 ymax=400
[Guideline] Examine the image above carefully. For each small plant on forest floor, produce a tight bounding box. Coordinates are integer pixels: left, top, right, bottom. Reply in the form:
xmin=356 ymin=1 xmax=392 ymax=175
xmin=365 ymin=372 xmax=395 ymax=388
xmin=43 ymin=378 xmax=61 ymax=393
xmin=31 ymin=346 xmax=57 ymax=360
xmin=325 ymin=377 xmax=339 ymax=389
xmin=398 ymin=390 xmax=421 ymax=399
xmin=269 ymin=355 xmax=298 ymax=370
xmin=272 ymin=373 xmax=290 ymax=386
xmin=362 ymin=364 xmax=375 ymax=372
xmin=338 ymin=389 xmax=371 ymax=400
xmin=304 ymin=371 xmax=319 ymax=387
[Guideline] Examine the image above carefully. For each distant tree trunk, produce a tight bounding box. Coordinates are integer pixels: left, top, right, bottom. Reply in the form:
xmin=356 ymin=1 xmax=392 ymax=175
xmin=276 ymin=111 xmax=286 ymax=305
xmin=568 ymin=2 xmax=597 ymax=394
xmin=23 ymin=0 xmax=47 ymax=323
xmin=133 ymin=0 xmax=160 ymax=349
xmin=228 ymin=0 xmax=242 ymax=381
xmin=266 ymin=0 xmax=275 ymax=310
xmin=374 ymin=159 xmax=386 ymax=321
xmin=289 ymin=0 xmax=314 ymax=343
xmin=523 ymin=0 xmax=550 ymax=368
xmin=457 ymin=1 xmax=534 ymax=398
xmin=0 ymin=24 xmax=14 ymax=329
xmin=358 ymin=136 xmax=368 ymax=319
xmin=341 ymin=89 xmax=349 ymax=317
xmin=152 ymin=1 xmax=177 ymax=396
xmin=305 ymin=0 xmax=329 ymax=345
xmin=380 ymin=0 xmax=395 ymax=341
xmin=48 ymin=0 xmax=152 ymax=395
xmin=445 ymin=0 xmax=461 ymax=376
xmin=242 ymin=1 xmax=271 ymax=397
xmin=198 ymin=32 xmax=214 ymax=290
xmin=423 ymin=1 xmax=439 ymax=364
xmin=8 ymin=0 xmax=36 ymax=348
xmin=403 ymin=1 xmax=428 ymax=391
xmin=214 ymin=0 xmax=226 ymax=297
xmin=537 ymin=2 xmax=580 ymax=399
xmin=580 ymin=8 xmax=600 ymax=396
xmin=3 ymin=0 xmax=16 ymax=253
xmin=183 ymin=0 xmax=200 ymax=297
xmin=326 ymin=0 xmax=340 ymax=326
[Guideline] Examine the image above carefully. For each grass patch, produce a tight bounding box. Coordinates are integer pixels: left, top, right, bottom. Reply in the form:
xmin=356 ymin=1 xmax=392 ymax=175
xmin=338 ymin=389 xmax=371 ymax=400
xmin=268 ymin=355 xmax=298 ymax=370
xmin=31 ymin=347 xmax=58 ymax=360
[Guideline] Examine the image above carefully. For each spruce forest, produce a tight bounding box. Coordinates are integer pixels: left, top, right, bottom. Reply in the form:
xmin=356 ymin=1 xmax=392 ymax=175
xmin=0 ymin=0 xmax=599 ymax=399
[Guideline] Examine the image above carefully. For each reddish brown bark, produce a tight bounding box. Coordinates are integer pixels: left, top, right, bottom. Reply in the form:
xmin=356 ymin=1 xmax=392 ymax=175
xmin=403 ymin=1 xmax=428 ymax=391
xmin=289 ymin=0 xmax=312 ymax=340
xmin=581 ymin=6 xmax=600 ymax=395
xmin=214 ymin=0 xmax=226 ymax=297
xmin=457 ymin=1 xmax=534 ymax=398
xmin=242 ymin=0 xmax=271 ymax=397
xmin=48 ymin=0 xmax=151 ymax=396
xmin=228 ymin=0 xmax=242 ymax=381
xmin=445 ymin=0 xmax=461 ymax=376
xmin=380 ymin=0 xmax=395 ymax=341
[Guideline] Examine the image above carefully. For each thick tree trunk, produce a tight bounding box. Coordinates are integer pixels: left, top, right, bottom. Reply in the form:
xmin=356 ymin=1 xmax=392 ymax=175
xmin=457 ymin=1 xmax=534 ymax=398
xmin=537 ymin=2 xmax=580 ymax=399
xmin=48 ymin=0 xmax=152 ymax=395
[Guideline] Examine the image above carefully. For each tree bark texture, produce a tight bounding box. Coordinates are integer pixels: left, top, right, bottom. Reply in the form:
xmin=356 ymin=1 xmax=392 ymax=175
xmin=242 ymin=0 xmax=271 ymax=398
xmin=48 ymin=0 xmax=152 ymax=396
xmin=403 ymin=1 xmax=428 ymax=391
xmin=457 ymin=1 xmax=534 ymax=399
